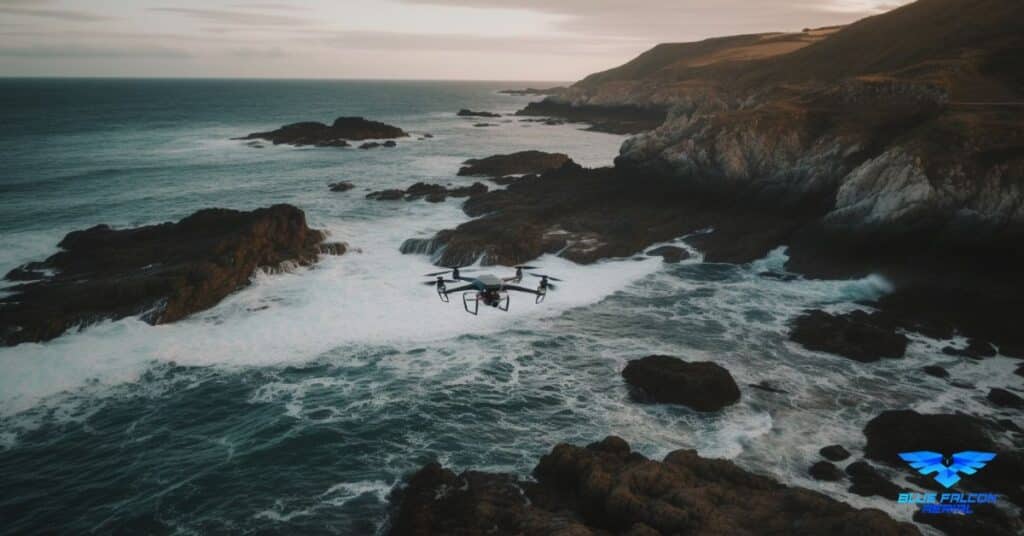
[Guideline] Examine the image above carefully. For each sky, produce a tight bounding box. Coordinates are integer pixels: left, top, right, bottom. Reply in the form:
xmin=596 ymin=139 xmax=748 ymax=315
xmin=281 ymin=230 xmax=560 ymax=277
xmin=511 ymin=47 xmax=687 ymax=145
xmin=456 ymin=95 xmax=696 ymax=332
xmin=0 ymin=0 xmax=910 ymax=80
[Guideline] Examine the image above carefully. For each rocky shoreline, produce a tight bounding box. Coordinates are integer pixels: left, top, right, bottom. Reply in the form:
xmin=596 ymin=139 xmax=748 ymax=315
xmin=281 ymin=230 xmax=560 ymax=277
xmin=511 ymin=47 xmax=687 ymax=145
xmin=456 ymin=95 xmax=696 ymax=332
xmin=386 ymin=436 xmax=920 ymax=535
xmin=0 ymin=205 xmax=343 ymax=346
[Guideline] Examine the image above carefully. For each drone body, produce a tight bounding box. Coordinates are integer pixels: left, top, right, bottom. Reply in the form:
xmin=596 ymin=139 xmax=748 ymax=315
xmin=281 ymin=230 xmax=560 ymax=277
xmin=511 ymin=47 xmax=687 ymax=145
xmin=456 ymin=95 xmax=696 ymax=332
xmin=422 ymin=265 xmax=561 ymax=315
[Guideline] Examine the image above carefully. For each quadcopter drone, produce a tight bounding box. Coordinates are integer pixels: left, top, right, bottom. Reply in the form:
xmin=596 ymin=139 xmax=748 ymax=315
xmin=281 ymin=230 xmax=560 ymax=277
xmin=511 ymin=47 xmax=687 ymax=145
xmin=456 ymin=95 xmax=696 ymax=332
xmin=422 ymin=265 xmax=562 ymax=315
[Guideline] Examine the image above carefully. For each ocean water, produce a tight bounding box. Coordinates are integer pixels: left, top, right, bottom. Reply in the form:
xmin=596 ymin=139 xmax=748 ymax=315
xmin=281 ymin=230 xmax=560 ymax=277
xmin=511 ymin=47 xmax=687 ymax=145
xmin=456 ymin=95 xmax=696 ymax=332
xmin=0 ymin=79 xmax=1019 ymax=534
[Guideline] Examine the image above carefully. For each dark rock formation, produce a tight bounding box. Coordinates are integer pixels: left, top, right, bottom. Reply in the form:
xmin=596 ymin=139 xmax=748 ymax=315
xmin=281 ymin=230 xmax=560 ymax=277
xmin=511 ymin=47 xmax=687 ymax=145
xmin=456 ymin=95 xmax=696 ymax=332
xmin=845 ymin=461 xmax=900 ymax=500
xmin=913 ymin=503 xmax=1020 ymax=536
xmin=988 ymin=388 xmax=1023 ymax=409
xmin=621 ymin=355 xmax=740 ymax=412
xmin=790 ymin=309 xmax=908 ymax=362
xmin=457 ymin=109 xmax=501 ymax=117
xmin=387 ymin=436 xmax=918 ymax=535
xmin=516 ymin=100 xmax=667 ymax=134
xmin=367 ymin=182 xmax=488 ymax=203
xmin=239 ymin=116 xmax=407 ymax=146
xmin=863 ymin=410 xmax=1024 ymax=508
xmin=942 ymin=338 xmax=998 ymax=359
xmin=472 ymin=123 xmax=495 ymax=127
xmin=359 ymin=140 xmax=397 ymax=149
xmin=498 ymin=87 xmax=567 ymax=96
xmin=645 ymin=245 xmax=690 ymax=263
xmin=0 ymin=205 xmax=342 ymax=346
xmin=922 ymin=365 xmax=949 ymax=378
xmin=820 ymin=445 xmax=851 ymax=462
xmin=328 ymin=181 xmax=354 ymax=192
xmin=809 ymin=461 xmax=843 ymax=481
xmin=457 ymin=151 xmax=572 ymax=178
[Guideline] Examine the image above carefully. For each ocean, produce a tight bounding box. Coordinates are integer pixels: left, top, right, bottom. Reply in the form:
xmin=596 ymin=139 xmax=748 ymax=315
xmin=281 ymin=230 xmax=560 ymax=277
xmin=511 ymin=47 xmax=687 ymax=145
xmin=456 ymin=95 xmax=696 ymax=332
xmin=0 ymin=79 xmax=1014 ymax=534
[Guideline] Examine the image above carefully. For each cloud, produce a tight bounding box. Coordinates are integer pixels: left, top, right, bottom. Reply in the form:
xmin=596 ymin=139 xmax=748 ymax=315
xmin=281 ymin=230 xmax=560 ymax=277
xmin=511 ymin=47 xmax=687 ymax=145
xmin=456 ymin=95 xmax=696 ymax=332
xmin=0 ymin=44 xmax=191 ymax=59
xmin=149 ymin=7 xmax=308 ymax=26
xmin=0 ymin=6 xmax=112 ymax=22
xmin=399 ymin=0 xmax=911 ymax=41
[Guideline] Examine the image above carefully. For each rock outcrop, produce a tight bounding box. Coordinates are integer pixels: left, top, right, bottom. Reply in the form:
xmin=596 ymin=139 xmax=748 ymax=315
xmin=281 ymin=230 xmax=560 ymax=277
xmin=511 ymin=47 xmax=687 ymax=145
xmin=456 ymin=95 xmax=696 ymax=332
xmin=457 ymin=151 xmax=572 ymax=177
xmin=789 ymin=309 xmax=909 ymax=362
xmin=239 ymin=116 xmax=407 ymax=147
xmin=368 ymin=182 xmax=487 ymax=203
xmin=621 ymin=355 xmax=740 ymax=412
xmin=457 ymin=109 xmax=500 ymax=118
xmin=0 ymin=205 xmax=343 ymax=346
xmin=388 ymin=436 xmax=919 ymax=535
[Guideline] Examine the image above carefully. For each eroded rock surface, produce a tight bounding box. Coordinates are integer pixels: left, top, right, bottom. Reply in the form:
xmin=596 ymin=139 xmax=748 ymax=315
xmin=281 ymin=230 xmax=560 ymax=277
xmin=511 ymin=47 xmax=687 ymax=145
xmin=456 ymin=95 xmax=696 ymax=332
xmin=0 ymin=205 xmax=342 ymax=346
xmin=388 ymin=436 xmax=919 ymax=535
xmin=621 ymin=355 xmax=740 ymax=412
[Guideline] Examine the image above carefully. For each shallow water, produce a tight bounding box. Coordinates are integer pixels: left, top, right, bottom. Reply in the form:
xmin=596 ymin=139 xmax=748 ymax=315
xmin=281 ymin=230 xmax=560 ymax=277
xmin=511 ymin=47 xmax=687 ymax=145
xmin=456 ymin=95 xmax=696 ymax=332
xmin=0 ymin=79 xmax=1019 ymax=534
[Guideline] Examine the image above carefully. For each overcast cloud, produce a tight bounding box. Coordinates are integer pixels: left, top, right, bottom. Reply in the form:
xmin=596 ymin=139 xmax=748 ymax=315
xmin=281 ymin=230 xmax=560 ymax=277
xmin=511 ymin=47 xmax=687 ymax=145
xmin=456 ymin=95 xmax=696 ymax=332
xmin=0 ymin=0 xmax=910 ymax=80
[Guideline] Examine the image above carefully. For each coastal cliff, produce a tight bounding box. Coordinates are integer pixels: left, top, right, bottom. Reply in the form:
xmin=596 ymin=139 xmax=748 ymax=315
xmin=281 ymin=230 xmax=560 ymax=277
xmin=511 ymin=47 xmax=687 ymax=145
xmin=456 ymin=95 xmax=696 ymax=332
xmin=526 ymin=0 xmax=1023 ymax=250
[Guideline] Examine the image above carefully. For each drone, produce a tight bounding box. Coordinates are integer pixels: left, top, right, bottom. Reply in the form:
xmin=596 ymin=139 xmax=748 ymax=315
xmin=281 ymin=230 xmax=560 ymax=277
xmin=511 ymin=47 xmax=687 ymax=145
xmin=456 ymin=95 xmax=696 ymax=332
xmin=422 ymin=265 xmax=563 ymax=315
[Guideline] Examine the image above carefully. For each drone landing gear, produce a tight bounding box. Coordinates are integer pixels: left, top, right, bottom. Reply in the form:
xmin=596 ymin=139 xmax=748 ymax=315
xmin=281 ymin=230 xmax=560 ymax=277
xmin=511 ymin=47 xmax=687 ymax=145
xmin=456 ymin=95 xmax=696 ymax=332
xmin=462 ymin=292 xmax=509 ymax=315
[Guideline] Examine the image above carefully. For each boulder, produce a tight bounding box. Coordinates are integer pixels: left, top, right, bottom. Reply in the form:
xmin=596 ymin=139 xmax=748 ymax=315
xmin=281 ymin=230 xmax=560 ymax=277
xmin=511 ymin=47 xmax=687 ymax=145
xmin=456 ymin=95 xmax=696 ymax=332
xmin=845 ymin=461 xmax=900 ymax=500
xmin=988 ymin=388 xmax=1024 ymax=409
xmin=457 ymin=151 xmax=571 ymax=177
xmin=328 ymin=181 xmax=354 ymax=192
xmin=239 ymin=116 xmax=407 ymax=146
xmin=809 ymin=461 xmax=843 ymax=481
xmin=367 ymin=182 xmax=488 ymax=203
xmin=388 ymin=436 xmax=919 ymax=535
xmin=922 ymin=365 xmax=949 ymax=378
xmin=621 ymin=355 xmax=740 ymax=412
xmin=645 ymin=245 xmax=690 ymax=263
xmin=790 ymin=309 xmax=908 ymax=362
xmin=0 ymin=205 xmax=341 ymax=346
xmin=942 ymin=338 xmax=998 ymax=359
xmin=457 ymin=109 xmax=501 ymax=117
xmin=819 ymin=445 xmax=851 ymax=462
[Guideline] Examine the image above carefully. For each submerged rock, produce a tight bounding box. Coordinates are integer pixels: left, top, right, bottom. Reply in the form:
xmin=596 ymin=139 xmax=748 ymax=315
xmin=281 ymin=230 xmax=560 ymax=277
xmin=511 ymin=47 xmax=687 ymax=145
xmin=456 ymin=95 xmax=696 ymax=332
xmin=457 ymin=150 xmax=571 ymax=177
xmin=988 ymin=388 xmax=1024 ymax=409
xmin=388 ymin=436 xmax=919 ymax=535
xmin=621 ymin=355 xmax=740 ymax=412
xmin=790 ymin=309 xmax=908 ymax=362
xmin=809 ymin=461 xmax=843 ymax=481
xmin=922 ymin=365 xmax=949 ymax=378
xmin=328 ymin=181 xmax=354 ymax=192
xmin=819 ymin=445 xmax=851 ymax=462
xmin=457 ymin=109 xmax=501 ymax=117
xmin=367 ymin=182 xmax=488 ymax=203
xmin=645 ymin=245 xmax=690 ymax=263
xmin=0 ymin=205 xmax=341 ymax=347
xmin=239 ymin=116 xmax=407 ymax=146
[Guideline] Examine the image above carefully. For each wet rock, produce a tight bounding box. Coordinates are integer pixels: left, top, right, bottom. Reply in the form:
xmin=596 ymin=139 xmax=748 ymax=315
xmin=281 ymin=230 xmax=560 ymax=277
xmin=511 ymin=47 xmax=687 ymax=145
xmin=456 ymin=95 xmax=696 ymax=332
xmin=366 ymin=189 xmax=404 ymax=201
xmin=457 ymin=109 xmax=501 ymax=118
xmin=359 ymin=142 xmax=381 ymax=149
xmin=748 ymin=382 xmax=788 ymax=394
xmin=368 ymin=182 xmax=488 ymax=203
xmin=621 ymin=355 xmax=740 ymax=412
xmin=790 ymin=309 xmax=908 ymax=362
xmin=383 ymin=140 xmax=397 ymax=147
xmin=942 ymin=338 xmax=998 ymax=359
xmin=922 ymin=365 xmax=949 ymax=378
xmin=845 ymin=461 xmax=900 ymax=500
xmin=988 ymin=388 xmax=1024 ymax=409
xmin=809 ymin=461 xmax=843 ymax=481
xmin=645 ymin=245 xmax=690 ymax=263
xmin=328 ymin=181 xmax=354 ymax=192
xmin=0 ymin=205 xmax=339 ymax=347
xmin=239 ymin=116 xmax=407 ymax=146
xmin=820 ymin=445 xmax=851 ymax=462
xmin=1016 ymin=364 xmax=1024 ymax=377
xmin=457 ymin=151 xmax=571 ymax=177
xmin=4 ymin=265 xmax=46 ymax=281
xmin=388 ymin=436 xmax=919 ymax=535
xmin=863 ymin=410 xmax=1024 ymax=507
xmin=473 ymin=123 xmax=496 ymax=127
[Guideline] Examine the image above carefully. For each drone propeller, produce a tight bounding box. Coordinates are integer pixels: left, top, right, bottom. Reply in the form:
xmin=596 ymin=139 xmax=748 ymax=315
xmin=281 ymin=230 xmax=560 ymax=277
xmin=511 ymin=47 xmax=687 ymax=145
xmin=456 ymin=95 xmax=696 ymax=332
xmin=423 ymin=266 xmax=478 ymax=277
xmin=422 ymin=279 xmax=459 ymax=286
xmin=529 ymin=273 xmax=564 ymax=282
xmin=424 ymin=270 xmax=451 ymax=277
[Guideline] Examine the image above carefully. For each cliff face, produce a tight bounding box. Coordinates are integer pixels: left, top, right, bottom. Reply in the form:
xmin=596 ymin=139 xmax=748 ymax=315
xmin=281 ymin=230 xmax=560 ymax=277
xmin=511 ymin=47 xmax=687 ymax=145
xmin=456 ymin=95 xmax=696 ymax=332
xmin=541 ymin=0 xmax=1024 ymax=238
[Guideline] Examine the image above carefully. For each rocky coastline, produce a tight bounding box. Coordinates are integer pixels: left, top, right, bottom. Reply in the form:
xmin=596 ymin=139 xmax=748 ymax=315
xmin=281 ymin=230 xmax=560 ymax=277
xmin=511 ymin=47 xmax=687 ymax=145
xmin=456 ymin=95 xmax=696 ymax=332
xmin=0 ymin=205 xmax=343 ymax=346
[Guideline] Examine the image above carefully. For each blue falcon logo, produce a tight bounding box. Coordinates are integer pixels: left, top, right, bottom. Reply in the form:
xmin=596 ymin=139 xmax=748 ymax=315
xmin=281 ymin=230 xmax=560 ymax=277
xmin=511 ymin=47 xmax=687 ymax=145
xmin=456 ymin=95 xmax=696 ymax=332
xmin=898 ymin=451 xmax=996 ymax=488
